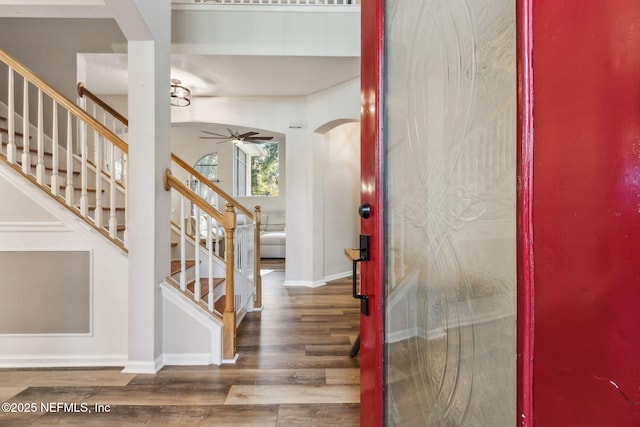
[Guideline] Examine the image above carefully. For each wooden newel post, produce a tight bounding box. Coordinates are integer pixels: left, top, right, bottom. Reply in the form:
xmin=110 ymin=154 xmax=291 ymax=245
xmin=223 ymin=202 xmax=237 ymax=360
xmin=254 ymin=206 xmax=263 ymax=310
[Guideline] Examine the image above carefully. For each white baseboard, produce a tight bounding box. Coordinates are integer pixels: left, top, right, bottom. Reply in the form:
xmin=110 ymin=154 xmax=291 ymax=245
xmin=122 ymin=355 xmax=164 ymax=374
xmin=283 ymin=279 xmax=327 ymax=288
xmin=222 ymin=353 xmax=239 ymax=364
xmin=0 ymin=354 xmax=127 ymax=369
xmin=162 ymin=353 xmax=218 ymax=366
xmin=324 ymin=270 xmax=351 ymax=282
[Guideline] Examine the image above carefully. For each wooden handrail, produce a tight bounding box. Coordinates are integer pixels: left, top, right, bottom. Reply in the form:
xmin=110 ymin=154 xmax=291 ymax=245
xmin=170 ymin=154 xmax=254 ymax=219
xmin=163 ymin=169 xmax=225 ymax=224
xmin=77 ymin=82 xmax=129 ymax=127
xmin=0 ymin=49 xmax=128 ymax=154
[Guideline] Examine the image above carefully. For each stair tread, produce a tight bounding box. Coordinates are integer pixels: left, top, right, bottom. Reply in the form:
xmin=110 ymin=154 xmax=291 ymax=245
xmin=87 ymin=205 xmax=125 ymax=211
xmin=15 ymin=160 xmax=80 ymax=175
xmin=52 ymin=185 xmax=103 ymax=193
xmin=170 ymin=260 xmax=196 ymax=275
xmin=186 ymin=277 xmax=225 ymax=299
xmin=214 ymin=295 xmax=226 ymax=314
xmin=0 ymin=127 xmax=30 ymax=139
xmin=1 ymin=141 xmax=51 ymax=156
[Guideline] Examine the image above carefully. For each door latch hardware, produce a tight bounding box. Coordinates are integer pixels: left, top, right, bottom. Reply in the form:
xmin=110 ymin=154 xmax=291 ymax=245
xmin=352 ymin=234 xmax=370 ymax=316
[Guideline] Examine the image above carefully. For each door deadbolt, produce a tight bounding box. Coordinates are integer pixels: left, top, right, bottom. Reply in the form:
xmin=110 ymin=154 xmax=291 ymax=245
xmin=359 ymin=203 xmax=371 ymax=219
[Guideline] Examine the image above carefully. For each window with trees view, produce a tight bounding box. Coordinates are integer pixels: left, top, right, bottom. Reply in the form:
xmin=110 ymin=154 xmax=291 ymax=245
xmin=234 ymin=143 xmax=279 ymax=197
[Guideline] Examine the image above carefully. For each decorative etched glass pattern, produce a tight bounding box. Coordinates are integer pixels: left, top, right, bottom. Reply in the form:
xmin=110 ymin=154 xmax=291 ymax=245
xmin=384 ymin=0 xmax=516 ymax=425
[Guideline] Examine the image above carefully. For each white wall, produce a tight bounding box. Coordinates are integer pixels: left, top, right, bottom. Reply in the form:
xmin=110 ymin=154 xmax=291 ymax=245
xmin=172 ymin=8 xmax=360 ymax=57
xmin=0 ymin=178 xmax=55 ymax=221
xmin=170 ymin=122 xmax=287 ymax=214
xmin=0 ymin=18 xmax=126 ymax=102
xmin=322 ymin=121 xmax=360 ymax=279
xmin=171 ymin=96 xmax=302 ymax=213
xmin=0 ymin=164 xmax=128 ymax=367
xmin=168 ymin=80 xmax=360 ymax=286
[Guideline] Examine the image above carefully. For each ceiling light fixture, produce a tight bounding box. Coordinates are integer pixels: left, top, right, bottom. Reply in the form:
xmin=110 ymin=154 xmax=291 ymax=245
xmin=170 ymin=79 xmax=191 ymax=107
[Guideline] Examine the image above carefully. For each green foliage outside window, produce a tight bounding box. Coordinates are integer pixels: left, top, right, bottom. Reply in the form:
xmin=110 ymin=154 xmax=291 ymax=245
xmin=251 ymin=143 xmax=279 ymax=196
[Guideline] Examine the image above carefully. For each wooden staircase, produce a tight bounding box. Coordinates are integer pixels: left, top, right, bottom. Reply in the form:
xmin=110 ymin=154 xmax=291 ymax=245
xmin=0 ymin=115 xmax=128 ymax=246
xmin=169 ymin=258 xmax=227 ymax=316
xmin=0 ymin=48 xmax=262 ymax=363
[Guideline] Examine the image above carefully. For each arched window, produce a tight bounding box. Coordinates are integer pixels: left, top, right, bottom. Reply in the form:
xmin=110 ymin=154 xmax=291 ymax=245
xmin=194 ymin=153 xmax=218 ymax=182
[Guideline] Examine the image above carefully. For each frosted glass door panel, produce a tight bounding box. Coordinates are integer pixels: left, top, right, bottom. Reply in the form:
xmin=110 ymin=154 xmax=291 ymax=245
xmin=384 ymin=1 xmax=516 ymax=425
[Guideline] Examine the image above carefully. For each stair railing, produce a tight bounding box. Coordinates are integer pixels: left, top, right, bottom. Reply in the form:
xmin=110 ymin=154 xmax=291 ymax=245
xmin=164 ymin=169 xmax=238 ymax=359
xmin=0 ymin=48 xmax=128 ymax=250
xmin=171 ymin=155 xmax=263 ymax=311
xmin=77 ymin=82 xmax=263 ymax=312
xmin=79 ymin=82 xmax=262 ymax=358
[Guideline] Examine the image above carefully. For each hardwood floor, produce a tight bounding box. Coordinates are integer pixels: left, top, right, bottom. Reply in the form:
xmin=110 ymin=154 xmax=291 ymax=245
xmin=0 ymin=271 xmax=360 ymax=426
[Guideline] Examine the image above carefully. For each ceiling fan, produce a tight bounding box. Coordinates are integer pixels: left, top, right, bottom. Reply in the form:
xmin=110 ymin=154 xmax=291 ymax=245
xmin=199 ymin=128 xmax=274 ymax=144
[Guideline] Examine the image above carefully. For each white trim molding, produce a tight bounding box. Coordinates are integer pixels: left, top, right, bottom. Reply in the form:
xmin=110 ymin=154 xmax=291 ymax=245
xmin=0 ymin=221 xmax=66 ymax=232
xmin=122 ymin=356 xmax=164 ymax=374
xmin=324 ymin=270 xmax=351 ymax=282
xmin=283 ymin=279 xmax=327 ymax=288
xmin=0 ymin=354 xmax=127 ymax=369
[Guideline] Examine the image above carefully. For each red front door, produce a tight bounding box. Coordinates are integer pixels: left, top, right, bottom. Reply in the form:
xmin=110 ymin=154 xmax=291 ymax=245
xmin=360 ymin=0 xmax=518 ymax=425
xmin=361 ymin=0 xmax=640 ymax=425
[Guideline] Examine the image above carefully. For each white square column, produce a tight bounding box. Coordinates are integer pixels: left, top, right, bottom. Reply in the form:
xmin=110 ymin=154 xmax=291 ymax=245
xmin=106 ymin=0 xmax=172 ymax=373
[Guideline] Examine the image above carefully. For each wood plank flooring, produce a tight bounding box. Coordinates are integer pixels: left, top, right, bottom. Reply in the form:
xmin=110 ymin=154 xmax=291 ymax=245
xmin=0 ymin=271 xmax=360 ymax=426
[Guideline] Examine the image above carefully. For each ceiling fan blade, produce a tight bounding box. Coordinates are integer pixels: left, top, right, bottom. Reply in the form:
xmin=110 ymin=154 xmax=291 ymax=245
xmin=200 ymin=129 xmax=229 ymax=138
xmin=200 ymin=130 xmax=229 ymax=137
xmin=244 ymin=136 xmax=274 ymax=142
xmin=237 ymin=131 xmax=259 ymax=139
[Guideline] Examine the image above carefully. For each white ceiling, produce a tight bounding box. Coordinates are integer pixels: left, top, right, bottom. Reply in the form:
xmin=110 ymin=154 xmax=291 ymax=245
xmin=84 ymin=53 xmax=360 ymax=98
xmin=1 ymin=1 xmax=360 ymax=99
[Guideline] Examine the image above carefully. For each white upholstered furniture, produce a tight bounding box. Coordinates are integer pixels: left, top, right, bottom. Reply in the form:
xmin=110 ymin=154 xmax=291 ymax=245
xmin=260 ymin=212 xmax=285 ymax=258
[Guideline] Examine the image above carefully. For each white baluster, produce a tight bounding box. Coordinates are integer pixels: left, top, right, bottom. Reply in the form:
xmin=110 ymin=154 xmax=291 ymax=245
xmin=80 ymin=121 xmax=88 ymax=217
xmin=194 ymin=205 xmax=201 ymax=303
xmin=94 ymin=131 xmax=103 ymax=228
xmin=65 ymin=112 xmax=75 ymax=205
xmin=21 ymin=78 xmax=30 ymax=174
xmin=122 ymin=152 xmax=128 ymax=246
xmin=6 ymin=67 xmax=16 ymax=164
xmin=108 ymin=143 xmax=117 ymax=239
xmin=214 ymin=218 xmax=221 ymax=258
xmin=207 ymin=215 xmax=214 ymax=311
xmin=35 ymin=89 xmax=45 ymax=184
xmin=92 ymin=104 xmax=99 ymax=166
xmin=50 ymin=101 xmax=59 ymax=197
xmin=180 ymin=195 xmax=186 ymax=291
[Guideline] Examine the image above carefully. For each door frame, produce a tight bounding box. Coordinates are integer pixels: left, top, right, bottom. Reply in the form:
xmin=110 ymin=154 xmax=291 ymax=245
xmin=516 ymin=0 xmax=534 ymax=424
xmin=359 ymin=0 xmax=385 ymax=425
